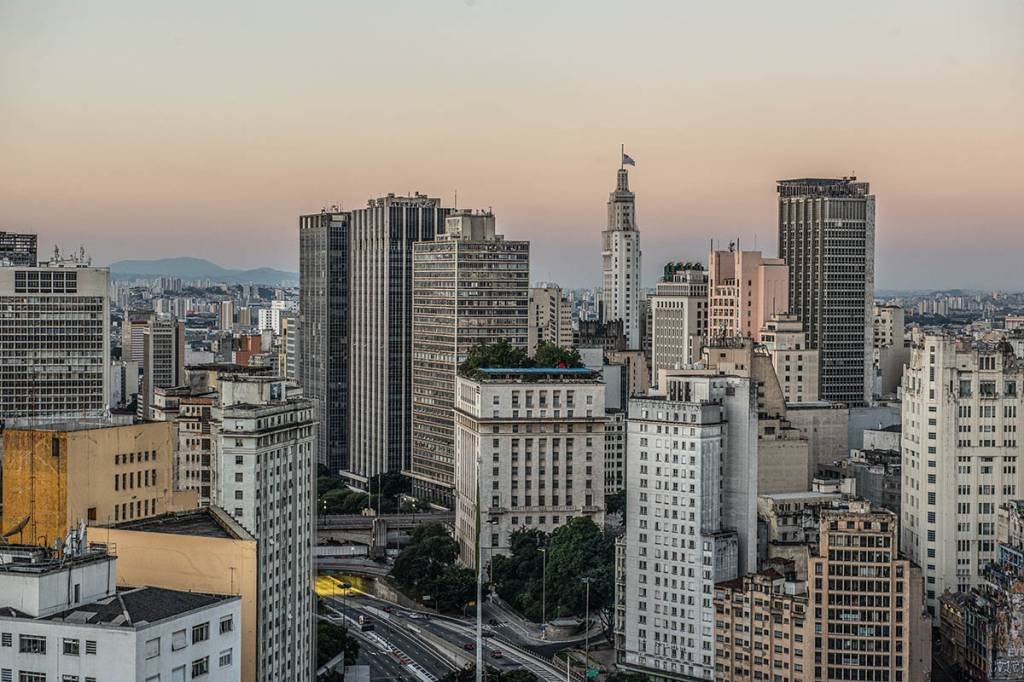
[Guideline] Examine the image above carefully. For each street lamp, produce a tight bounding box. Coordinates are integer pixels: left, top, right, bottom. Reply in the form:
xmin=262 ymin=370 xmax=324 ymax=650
xmin=539 ymin=547 xmax=547 ymax=629
xmin=475 ymin=452 xmax=483 ymax=682
xmin=581 ymin=576 xmax=592 ymax=673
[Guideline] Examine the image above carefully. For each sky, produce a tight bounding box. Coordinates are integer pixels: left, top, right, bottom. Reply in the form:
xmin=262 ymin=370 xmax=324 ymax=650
xmin=1 ymin=1 xmax=1022 ymax=290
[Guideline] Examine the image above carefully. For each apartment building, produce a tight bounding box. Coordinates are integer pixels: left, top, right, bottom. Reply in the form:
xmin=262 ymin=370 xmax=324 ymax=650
xmin=707 ymin=247 xmax=787 ymax=342
xmin=528 ymin=285 xmax=573 ymax=355
xmin=650 ymin=262 xmax=708 ymax=386
xmin=760 ymin=313 xmax=820 ymax=404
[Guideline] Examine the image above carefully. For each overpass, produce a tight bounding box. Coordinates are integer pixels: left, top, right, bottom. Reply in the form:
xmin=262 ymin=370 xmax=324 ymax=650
xmin=316 ymin=512 xmax=454 ymax=550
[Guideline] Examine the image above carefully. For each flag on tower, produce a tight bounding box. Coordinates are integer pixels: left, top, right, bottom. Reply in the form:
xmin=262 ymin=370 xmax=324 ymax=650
xmin=622 ymin=152 xmax=636 ymax=166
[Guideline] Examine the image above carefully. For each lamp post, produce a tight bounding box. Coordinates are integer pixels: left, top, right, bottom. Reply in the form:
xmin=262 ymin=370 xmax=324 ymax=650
xmin=581 ymin=577 xmax=592 ymax=672
xmin=539 ymin=547 xmax=547 ymax=628
xmin=475 ymin=452 xmax=483 ymax=682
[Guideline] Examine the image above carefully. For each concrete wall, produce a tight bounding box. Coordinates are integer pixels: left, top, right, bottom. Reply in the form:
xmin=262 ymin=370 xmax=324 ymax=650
xmin=848 ymin=404 xmax=901 ymax=450
xmin=103 ymin=527 xmax=259 ymax=682
xmin=787 ymin=405 xmax=850 ymax=479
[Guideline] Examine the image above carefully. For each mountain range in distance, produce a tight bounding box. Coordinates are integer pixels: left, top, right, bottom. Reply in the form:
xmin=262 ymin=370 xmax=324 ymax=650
xmin=108 ymin=257 xmax=297 ymax=286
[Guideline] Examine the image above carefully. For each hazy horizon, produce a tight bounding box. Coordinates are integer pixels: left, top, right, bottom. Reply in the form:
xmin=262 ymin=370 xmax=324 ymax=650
xmin=2 ymin=1 xmax=1021 ymax=290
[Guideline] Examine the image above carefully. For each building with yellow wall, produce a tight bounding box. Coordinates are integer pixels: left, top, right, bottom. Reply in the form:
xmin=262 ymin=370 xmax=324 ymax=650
xmin=101 ymin=507 xmax=259 ymax=682
xmin=1 ymin=420 xmax=196 ymax=546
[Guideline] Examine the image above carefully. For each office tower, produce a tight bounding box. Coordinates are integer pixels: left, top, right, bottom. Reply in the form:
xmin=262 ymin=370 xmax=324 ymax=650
xmin=453 ymin=367 xmax=605 ymax=568
xmin=650 ymin=261 xmax=708 ymax=385
xmin=760 ymin=312 xmax=820 ymax=404
xmin=110 ymin=359 xmax=140 ymax=409
xmin=616 ymin=372 xmax=758 ymax=681
xmin=707 ymin=246 xmax=787 ymax=342
xmin=777 ymin=177 xmax=875 ymax=406
xmin=1 ymin=421 xmax=189 ymax=545
xmin=140 ymin=317 xmax=186 ymax=419
xmin=901 ymin=333 xmax=1024 ymax=617
xmin=283 ymin=315 xmax=298 ymax=382
xmin=713 ymin=569 xmax=812 ymax=682
xmin=0 ymin=257 xmax=109 ymax=420
xmin=299 ymin=210 xmax=348 ymax=472
xmin=809 ymin=504 xmax=931 ymax=681
xmin=107 ymin=507 xmax=259 ymax=682
xmin=528 ymin=285 xmax=573 ymax=356
xmin=215 ymin=374 xmax=316 ymax=681
xmin=409 ymin=211 xmax=529 ymax=503
xmin=219 ymin=299 xmax=234 ymax=331
xmin=601 ymin=165 xmax=642 ymax=349
xmin=0 ymin=230 xmax=37 ymax=266
xmin=0 ymin=541 xmax=242 ymax=682
xmin=873 ymin=304 xmax=909 ymax=399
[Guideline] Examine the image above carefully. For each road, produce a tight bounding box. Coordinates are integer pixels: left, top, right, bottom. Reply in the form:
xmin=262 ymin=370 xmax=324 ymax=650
xmin=323 ymin=590 xmax=575 ymax=682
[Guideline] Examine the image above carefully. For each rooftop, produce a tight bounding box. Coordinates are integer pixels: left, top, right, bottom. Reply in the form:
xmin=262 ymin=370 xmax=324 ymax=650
xmin=43 ymin=587 xmax=234 ymax=627
xmin=108 ymin=507 xmax=254 ymax=541
xmin=4 ymin=419 xmax=159 ymax=434
xmin=464 ymin=367 xmax=600 ymax=383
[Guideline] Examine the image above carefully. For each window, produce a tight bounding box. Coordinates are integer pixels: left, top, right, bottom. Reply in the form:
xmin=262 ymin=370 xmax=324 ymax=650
xmin=63 ymin=638 xmax=80 ymax=655
xmin=172 ymin=629 xmax=187 ymax=651
xmin=219 ymin=616 xmax=234 ymax=634
xmin=0 ymin=633 xmax=9 ymax=647
xmin=192 ymin=622 xmax=209 ymax=644
xmin=19 ymin=635 xmax=46 ymax=654
xmin=172 ymin=667 xmax=186 ymax=682
xmin=219 ymin=649 xmax=233 ymax=667
xmin=191 ymin=656 xmax=209 ymax=678
xmin=146 ymin=637 xmax=161 ymax=659
xmin=19 ymin=674 xmax=46 ymax=682
xmin=85 ymin=640 xmax=96 ymax=655
xmin=62 ymin=676 xmax=80 ymax=682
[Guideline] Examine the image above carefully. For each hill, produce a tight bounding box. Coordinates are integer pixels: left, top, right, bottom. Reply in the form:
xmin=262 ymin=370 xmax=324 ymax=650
xmin=108 ymin=257 xmax=297 ymax=285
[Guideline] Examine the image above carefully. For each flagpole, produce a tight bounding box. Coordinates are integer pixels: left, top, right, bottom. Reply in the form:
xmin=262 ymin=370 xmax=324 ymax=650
xmin=620 ymin=143 xmax=624 ymax=169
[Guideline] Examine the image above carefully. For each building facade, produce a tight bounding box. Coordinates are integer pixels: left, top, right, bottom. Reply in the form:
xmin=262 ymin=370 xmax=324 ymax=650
xmin=453 ymin=368 xmax=605 ymax=568
xmin=409 ymin=211 xmax=529 ymax=502
xmin=0 ymin=230 xmax=37 ymax=266
xmin=616 ymin=372 xmax=758 ymax=681
xmin=760 ymin=312 xmax=820 ymax=404
xmin=777 ymin=177 xmax=875 ymax=406
xmin=601 ymin=166 xmax=642 ymax=349
xmin=0 ymin=259 xmax=109 ymax=420
xmin=528 ymin=285 xmax=573 ymax=356
xmin=650 ymin=262 xmax=708 ymax=386
xmin=901 ymin=333 xmax=1024 ymax=617
xmin=707 ymin=248 xmax=788 ymax=343
xmin=872 ymin=304 xmax=909 ymax=400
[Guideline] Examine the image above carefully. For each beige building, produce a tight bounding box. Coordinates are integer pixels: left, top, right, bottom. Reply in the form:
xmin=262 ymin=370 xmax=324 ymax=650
xmin=809 ymin=504 xmax=931 ymax=681
xmin=700 ymin=338 xmax=812 ymax=492
xmin=102 ymin=507 xmax=259 ymax=682
xmin=872 ymin=304 xmax=910 ymax=399
xmin=714 ymin=569 xmax=812 ymax=681
xmin=760 ymin=312 xmax=819 ymax=404
xmin=1 ymin=421 xmax=196 ymax=547
xmin=786 ymin=402 xmax=850 ymax=479
xmin=606 ymin=349 xmax=651 ymax=399
xmin=650 ymin=262 xmax=708 ymax=385
xmin=707 ymin=247 xmax=788 ymax=342
xmin=528 ymin=285 xmax=573 ymax=355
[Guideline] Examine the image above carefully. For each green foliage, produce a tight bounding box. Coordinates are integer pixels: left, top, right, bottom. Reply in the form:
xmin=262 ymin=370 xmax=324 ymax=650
xmin=439 ymin=666 xmax=537 ymax=682
xmin=605 ymin=491 xmax=626 ymax=519
xmin=533 ymin=341 xmax=584 ymax=368
xmin=390 ymin=523 xmax=476 ymax=613
xmin=317 ymin=469 xmax=411 ymax=515
xmin=460 ymin=339 xmax=533 ymax=376
xmin=491 ymin=517 xmax=615 ymax=623
xmin=316 ymin=620 xmax=359 ymax=669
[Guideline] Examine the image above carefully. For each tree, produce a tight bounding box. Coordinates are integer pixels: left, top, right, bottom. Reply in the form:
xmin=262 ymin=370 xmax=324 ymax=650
xmin=390 ymin=523 xmax=476 ymax=613
xmin=316 ymin=620 xmax=359 ymax=669
xmin=459 ymin=339 xmax=533 ymax=376
xmin=534 ymin=342 xmax=584 ymax=368
xmin=605 ymin=490 xmax=626 ymax=520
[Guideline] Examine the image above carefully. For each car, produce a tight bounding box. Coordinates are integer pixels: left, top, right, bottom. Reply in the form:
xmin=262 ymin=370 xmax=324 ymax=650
xmin=462 ymin=643 xmax=476 ymax=651
xmin=490 ymin=650 xmax=504 ymax=659
xmin=383 ymin=606 xmax=394 ymax=613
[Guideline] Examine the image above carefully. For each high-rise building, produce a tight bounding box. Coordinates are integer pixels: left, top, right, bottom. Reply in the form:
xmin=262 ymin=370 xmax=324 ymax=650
xmin=616 ymin=371 xmax=758 ymax=681
xmin=528 ymin=285 xmax=573 ymax=356
xmin=0 ymin=230 xmax=37 ymax=266
xmin=0 ymin=257 xmax=109 ymax=420
xmin=601 ymin=165 xmax=642 ymax=349
xmin=901 ymin=333 xmax=1024 ymax=617
xmin=777 ymin=177 xmax=875 ymax=406
xmin=409 ymin=211 xmax=529 ymax=502
xmin=453 ymin=367 xmax=605 ymax=568
xmin=707 ymin=247 xmax=788 ymax=342
xmin=872 ymin=304 xmax=909 ymax=399
xmin=809 ymin=504 xmax=932 ymax=681
xmin=219 ymin=299 xmax=234 ymax=331
xmin=139 ymin=317 xmax=186 ymax=419
xmin=215 ymin=373 xmax=316 ymax=681
xmin=650 ymin=262 xmax=708 ymax=386
xmin=760 ymin=312 xmax=820 ymax=404
xmin=1 ymin=420 xmax=191 ymax=545
xmin=299 ymin=210 xmax=348 ymax=472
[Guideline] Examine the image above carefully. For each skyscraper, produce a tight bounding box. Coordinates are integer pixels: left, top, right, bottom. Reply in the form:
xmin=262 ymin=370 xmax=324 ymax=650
xmin=0 ymin=230 xmax=37 ymax=266
xmin=136 ymin=316 xmax=186 ymax=419
xmin=706 ymin=247 xmax=788 ymax=342
xmin=777 ymin=177 xmax=875 ymax=406
xmin=649 ymin=261 xmax=708 ymax=386
xmin=408 ymin=210 xmax=529 ymax=502
xmin=0 ymin=254 xmax=109 ymax=420
xmin=601 ymin=164 xmax=642 ymax=349
xmin=299 ymin=210 xmax=348 ymax=473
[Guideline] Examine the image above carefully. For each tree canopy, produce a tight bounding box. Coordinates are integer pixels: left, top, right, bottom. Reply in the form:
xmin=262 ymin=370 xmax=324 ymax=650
xmin=390 ymin=523 xmax=476 ymax=613
xmin=459 ymin=340 xmax=584 ymax=379
xmin=490 ymin=517 xmax=615 ymax=624
xmin=316 ymin=620 xmax=359 ymax=669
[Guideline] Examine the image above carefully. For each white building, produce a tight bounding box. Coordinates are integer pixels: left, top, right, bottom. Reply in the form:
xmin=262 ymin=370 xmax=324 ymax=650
xmin=0 ymin=543 xmax=241 ymax=682
xmin=257 ymin=307 xmax=280 ymax=335
xmin=873 ymin=304 xmax=910 ymax=399
xmin=0 ymin=257 xmax=110 ymax=420
xmin=528 ymin=286 xmax=573 ymax=356
xmin=901 ymin=333 xmax=1024 ymax=618
xmin=760 ymin=312 xmax=820 ymax=404
xmin=601 ymin=166 xmax=642 ymax=350
xmin=216 ymin=374 xmax=316 ymax=680
xmin=650 ymin=263 xmax=707 ymax=386
xmin=219 ymin=300 xmax=234 ymax=332
xmin=616 ymin=372 xmax=757 ymax=681
xmin=453 ymin=368 xmax=606 ymax=568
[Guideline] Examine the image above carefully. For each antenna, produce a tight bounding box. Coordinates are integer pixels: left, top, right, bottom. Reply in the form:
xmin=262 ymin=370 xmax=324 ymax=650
xmin=454 ymin=189 xmax=458 ymax=209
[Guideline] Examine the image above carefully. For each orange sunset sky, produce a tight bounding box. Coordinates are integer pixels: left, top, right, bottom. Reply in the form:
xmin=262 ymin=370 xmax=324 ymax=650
xmin=1 ymin=1 xmax=1022 ymax=289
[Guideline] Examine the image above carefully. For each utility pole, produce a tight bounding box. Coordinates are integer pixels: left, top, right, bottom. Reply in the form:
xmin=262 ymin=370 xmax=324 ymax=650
xmin=540 ymin=547 xmax=547 ymax=628
xmin=582 ymin=576 xmax=592 ymax=672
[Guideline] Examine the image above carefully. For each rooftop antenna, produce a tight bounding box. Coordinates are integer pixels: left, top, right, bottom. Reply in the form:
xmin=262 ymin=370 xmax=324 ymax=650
xmin=454 ymin=189 xmax=458 ymax=209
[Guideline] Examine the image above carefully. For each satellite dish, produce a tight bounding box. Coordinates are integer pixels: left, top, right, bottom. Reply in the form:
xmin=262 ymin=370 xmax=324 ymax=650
xmin=1 ymin=515 xmax=30 ymax=541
